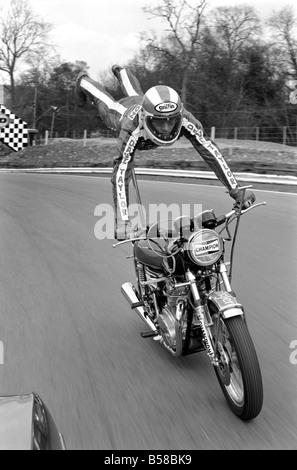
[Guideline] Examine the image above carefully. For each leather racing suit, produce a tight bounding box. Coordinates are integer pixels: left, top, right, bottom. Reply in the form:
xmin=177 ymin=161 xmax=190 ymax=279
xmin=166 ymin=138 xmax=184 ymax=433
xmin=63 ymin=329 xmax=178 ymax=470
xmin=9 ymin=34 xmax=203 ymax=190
xmin=78 ymin=68 xmax=239 ymax=238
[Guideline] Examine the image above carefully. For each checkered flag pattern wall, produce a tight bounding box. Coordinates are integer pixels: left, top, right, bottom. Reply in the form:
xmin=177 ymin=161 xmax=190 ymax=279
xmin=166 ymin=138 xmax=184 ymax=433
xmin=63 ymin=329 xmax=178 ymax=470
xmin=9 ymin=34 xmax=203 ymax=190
xmin=0 ymin=105 xmax=29 ymax=152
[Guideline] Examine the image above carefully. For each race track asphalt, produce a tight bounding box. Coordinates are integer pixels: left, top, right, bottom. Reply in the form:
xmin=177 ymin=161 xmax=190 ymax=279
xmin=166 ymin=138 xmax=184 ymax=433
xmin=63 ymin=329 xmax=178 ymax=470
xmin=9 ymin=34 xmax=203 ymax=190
xmin=0 ymin=173 xmax=296 ymax=450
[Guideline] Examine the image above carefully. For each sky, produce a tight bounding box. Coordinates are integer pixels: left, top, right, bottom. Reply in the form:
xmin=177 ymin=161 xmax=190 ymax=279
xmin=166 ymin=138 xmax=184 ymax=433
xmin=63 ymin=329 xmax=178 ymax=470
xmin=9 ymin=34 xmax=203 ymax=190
xmin=1 ymin=0 xmax=297 ymax=79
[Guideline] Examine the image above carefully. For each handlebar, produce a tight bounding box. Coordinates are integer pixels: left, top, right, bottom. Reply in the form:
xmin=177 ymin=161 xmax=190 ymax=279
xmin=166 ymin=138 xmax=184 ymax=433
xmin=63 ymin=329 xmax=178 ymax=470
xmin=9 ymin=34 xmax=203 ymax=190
xmin=113 ymin=195 xmax=266 ymax=249
xmin=216 ymin=201 xmax=267 ymax=227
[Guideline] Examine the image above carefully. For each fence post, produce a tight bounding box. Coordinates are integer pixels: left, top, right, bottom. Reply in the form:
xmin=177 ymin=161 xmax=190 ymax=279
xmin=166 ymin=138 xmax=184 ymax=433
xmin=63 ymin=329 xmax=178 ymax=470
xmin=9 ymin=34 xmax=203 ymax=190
xmin=45 ymin=130 xmax=49 ymax=145
xmin=83 ymin=129 xmax=87 ymax=147
xmin=283 ymin=126 xmax=287 ymax=146
xmin=211 ymin=126 xmax=215 ymax=140
xmin=229 ymin=127 xmax=237 ymax=156
xmin=256 ymin=127 xmax=259 ymax=142
xmin=234 ymin=127 xmax=238 ymax=145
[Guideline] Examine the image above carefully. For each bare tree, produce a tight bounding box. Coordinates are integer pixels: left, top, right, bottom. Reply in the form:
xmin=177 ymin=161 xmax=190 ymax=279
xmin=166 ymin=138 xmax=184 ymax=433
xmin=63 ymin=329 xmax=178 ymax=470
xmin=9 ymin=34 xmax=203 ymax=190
xmin=143 ymin=0 xmax=208 ymax=106
xmin=267 ymin=5 xmax=297 ymax=77
xmin=0 ymin=0 xmax=52 ymax=107
xmin=21 ymin=49 xmax=61 ymax=127
xmin=206 ymin=5 xmax=261 ymax=128
xmin=212 ymin=5 xmax=261 ymax=74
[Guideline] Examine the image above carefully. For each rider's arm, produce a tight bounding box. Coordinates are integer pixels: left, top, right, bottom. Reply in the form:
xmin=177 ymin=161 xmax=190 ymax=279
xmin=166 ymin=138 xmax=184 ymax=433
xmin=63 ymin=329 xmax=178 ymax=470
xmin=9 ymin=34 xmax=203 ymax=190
xmin=181 ymin=110 xmax=255 ymax=207
xmin=181 ymin=109 xmax=238 ymax=192
xmin=111 ymin=122 xmax=141 ymax=239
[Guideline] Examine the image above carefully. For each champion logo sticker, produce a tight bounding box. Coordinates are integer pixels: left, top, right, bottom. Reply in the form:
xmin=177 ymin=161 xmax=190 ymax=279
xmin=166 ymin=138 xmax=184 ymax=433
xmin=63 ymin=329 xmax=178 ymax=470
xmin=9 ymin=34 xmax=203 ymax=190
xmin=194 ymin=239 xmax=220 ymax=256
xmin=155 ymin=102 xmax=178 ymax=113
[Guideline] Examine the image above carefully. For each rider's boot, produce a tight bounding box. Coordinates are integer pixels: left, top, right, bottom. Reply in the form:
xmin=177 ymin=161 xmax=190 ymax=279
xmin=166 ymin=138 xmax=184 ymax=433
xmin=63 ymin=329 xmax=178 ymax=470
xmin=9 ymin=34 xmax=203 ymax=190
xmin=112 ymin=64 xmax=123 ymax=80
xmin=74 ymin=71 xmax=89 ymax=107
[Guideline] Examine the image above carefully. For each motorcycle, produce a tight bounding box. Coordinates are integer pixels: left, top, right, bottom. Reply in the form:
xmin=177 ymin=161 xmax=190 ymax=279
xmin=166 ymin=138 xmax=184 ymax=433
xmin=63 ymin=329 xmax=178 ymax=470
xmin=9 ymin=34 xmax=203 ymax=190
xmin=114 ymin=176 xmax=265 ymax=421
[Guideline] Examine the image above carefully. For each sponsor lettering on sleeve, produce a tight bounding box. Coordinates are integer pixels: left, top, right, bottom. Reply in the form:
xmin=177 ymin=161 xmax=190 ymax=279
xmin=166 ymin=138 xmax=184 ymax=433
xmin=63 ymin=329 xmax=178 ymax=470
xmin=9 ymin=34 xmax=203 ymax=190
xmin=184 ymin=120 xmax=237 ymax=188
xmin=116 ymin=134 xmax=138 ymax=220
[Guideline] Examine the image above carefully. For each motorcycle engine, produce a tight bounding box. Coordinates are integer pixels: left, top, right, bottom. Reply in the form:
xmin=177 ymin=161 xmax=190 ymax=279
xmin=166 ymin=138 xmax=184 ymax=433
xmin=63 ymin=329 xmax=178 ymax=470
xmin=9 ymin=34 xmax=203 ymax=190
xmin=159 ymin=283 xmax=189 ymax=348
xmin=159 ymin=305 xmax=177 ymax=348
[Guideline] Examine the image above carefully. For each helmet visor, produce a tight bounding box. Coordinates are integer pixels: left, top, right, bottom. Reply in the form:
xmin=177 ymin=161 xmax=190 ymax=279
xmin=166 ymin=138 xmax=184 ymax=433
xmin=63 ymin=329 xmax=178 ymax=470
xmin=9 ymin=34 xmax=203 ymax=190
xmin=146 ymin=115 xmax=181 ymax=142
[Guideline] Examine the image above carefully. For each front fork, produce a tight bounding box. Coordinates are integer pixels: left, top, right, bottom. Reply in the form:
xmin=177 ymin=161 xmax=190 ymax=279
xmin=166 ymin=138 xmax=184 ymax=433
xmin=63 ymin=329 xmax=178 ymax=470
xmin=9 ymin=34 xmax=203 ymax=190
xmin=186 ymin=269 xmax=218 ymax=366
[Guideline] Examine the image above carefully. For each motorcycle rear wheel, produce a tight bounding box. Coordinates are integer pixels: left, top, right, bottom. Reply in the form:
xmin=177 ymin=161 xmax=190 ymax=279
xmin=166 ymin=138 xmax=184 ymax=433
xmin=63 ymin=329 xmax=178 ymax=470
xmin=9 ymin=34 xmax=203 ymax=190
xmin=213 ymin=315 xmax=263 ymax=420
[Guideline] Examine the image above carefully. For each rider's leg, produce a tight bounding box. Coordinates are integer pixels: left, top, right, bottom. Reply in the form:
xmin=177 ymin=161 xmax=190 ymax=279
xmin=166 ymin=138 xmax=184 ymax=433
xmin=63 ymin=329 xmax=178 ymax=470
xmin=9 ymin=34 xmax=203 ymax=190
xmin=112 ymin=65 xmax=144 ymax=97
xmin=74 ymin=73 xmax=126 ymax=131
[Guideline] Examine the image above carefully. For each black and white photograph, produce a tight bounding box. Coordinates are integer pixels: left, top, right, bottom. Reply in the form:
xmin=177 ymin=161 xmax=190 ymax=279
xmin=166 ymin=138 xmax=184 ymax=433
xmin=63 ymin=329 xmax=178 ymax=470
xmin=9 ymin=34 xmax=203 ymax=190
xmin=0 ymin=0 xmax=296 ymax=452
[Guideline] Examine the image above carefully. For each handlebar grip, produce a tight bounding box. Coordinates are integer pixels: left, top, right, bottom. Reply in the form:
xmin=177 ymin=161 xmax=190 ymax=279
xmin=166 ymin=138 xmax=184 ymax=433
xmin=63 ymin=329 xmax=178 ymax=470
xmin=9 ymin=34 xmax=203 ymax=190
xmin=215 ymin=215 xmax=227 ymax=227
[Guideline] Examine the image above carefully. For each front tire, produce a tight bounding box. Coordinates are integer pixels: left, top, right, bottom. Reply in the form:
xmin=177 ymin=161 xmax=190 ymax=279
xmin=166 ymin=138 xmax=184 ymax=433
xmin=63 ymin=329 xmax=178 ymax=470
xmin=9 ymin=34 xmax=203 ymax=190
xmin=213 ymin=315 xmax=263 ymax=420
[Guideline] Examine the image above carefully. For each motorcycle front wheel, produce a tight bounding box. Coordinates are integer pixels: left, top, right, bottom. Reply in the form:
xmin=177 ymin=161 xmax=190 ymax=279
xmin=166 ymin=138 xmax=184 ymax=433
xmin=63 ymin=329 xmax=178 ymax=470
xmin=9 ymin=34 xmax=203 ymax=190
xmin=213 ymin=315 xmax=263 ymax=420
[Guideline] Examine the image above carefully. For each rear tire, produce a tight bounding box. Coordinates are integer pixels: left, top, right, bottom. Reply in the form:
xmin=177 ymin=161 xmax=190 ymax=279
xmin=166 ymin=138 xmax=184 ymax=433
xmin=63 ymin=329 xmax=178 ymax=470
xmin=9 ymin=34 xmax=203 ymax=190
xmin=213 ymin=315 xmax=263 ymax=420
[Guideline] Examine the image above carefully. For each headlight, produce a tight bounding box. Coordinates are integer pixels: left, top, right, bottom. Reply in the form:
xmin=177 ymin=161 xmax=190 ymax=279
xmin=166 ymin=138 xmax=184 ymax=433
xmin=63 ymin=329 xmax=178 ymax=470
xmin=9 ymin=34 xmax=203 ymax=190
xmin=186 ymin=229 xmax=223 ymax=266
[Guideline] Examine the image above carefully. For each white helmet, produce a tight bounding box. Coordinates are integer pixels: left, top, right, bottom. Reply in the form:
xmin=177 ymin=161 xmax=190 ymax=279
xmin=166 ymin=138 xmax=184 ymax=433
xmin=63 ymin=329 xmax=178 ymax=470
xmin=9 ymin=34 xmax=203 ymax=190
xmin=141 ymin=85 xmax=183 ymax=146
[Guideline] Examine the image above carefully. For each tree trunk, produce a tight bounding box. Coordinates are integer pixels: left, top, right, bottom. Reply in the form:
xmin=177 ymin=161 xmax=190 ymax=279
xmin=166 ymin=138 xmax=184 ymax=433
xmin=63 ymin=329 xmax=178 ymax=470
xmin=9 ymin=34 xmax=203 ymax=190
xmin=181 ymin=68 xmax=189 ymax=108
xmin=9 ymin=72 xmax=16 ymax=108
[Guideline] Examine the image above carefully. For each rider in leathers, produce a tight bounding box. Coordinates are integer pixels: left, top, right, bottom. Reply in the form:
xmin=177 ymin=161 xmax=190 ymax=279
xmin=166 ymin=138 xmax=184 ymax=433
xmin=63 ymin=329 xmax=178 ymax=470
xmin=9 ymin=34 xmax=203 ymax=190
xmin=74 ymin=65 xmax=255 ymax=239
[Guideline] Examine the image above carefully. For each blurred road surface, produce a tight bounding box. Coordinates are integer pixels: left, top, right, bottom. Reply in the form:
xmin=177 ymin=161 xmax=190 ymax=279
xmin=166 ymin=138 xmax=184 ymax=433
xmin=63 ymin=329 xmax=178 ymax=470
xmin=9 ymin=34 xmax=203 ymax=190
xmin=0 ymin=173 xmax=296 ymax=450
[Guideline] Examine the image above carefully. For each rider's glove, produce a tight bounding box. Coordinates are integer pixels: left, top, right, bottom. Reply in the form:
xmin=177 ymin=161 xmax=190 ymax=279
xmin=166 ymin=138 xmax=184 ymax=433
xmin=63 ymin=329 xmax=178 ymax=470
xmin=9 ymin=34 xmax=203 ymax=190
xmin=229 ymin=187 xmax=256 ymax=210
xmin=115 ymin=222 xmax=146 ymax=241
xmin=115 ymin=221 xmax=132 ymax=241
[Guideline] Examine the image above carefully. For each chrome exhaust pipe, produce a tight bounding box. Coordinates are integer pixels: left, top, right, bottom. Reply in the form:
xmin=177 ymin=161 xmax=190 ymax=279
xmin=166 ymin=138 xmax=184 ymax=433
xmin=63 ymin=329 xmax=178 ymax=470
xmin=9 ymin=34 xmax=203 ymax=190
xmin=121 ymin=282 xmax=158 ymax=333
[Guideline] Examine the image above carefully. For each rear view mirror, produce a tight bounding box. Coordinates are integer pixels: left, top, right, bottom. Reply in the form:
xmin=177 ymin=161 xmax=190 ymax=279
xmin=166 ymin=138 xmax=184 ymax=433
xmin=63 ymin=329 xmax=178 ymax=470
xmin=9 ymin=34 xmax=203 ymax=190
xmin=0 ymin=392 xmax=66 ymax=450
